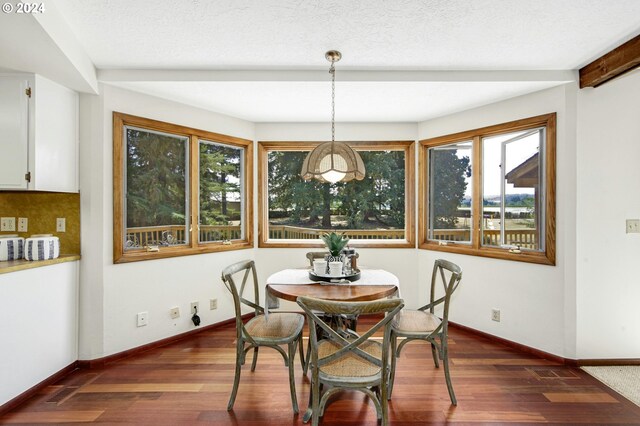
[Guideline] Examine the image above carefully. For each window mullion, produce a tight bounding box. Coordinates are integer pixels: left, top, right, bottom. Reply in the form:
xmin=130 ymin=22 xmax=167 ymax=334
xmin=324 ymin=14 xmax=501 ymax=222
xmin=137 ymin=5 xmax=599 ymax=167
xmin=189 ymin=135 xmax=199 ymax=248
xmin=428 ymin=148 xmax=434 ymax=239
xmin=472 ymin=136 xmax=482 ymax=250
xmin=405 ymin=142 xmax=415 ymax=248
xmin=500 ymin=138 xmax=506 ymax=246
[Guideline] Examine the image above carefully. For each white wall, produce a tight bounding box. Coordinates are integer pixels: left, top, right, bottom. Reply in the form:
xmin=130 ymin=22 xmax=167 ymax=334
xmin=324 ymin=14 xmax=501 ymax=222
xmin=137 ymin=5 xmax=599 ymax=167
xmin=576 ymin=70 xmax=640 ymax=359
xmin=254 ymin=122 xmax=420 ymax=311
xmin=0 ymin=262 xmax=79 ymax=406
xmin=78 ymin=91 xmax=106 ymax=359
xmin=79 ymin=84 xmax=256 ymax=358
xmin=79 ymin=86 xmax=420 ymax=358
xmin=418 ymin=85 xmax=578 ymax=357
xmin=77 ymin=76 xmax=640 ymax=362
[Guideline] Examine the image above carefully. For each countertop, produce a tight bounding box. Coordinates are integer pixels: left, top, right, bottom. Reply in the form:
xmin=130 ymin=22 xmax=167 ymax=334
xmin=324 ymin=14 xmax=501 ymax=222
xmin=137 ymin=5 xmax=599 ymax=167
xmin=0 ymin=254 xmax=81 ymax=274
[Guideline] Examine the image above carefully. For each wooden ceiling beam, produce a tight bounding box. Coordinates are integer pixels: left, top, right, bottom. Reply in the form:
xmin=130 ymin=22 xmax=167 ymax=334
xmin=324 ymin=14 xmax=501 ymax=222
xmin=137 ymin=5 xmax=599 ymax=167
xmin=579 ymin=34 xmax=640 ymax=88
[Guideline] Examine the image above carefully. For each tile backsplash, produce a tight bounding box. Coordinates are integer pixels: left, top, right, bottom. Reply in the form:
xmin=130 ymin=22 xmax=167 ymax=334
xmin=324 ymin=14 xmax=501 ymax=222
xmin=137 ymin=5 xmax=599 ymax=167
xmin=0 ymin=191 xmax=80 ymax=255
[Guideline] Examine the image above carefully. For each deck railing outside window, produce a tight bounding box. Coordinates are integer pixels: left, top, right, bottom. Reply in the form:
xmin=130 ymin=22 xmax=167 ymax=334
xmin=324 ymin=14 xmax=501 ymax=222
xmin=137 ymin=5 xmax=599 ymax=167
xmin=126 ymin=224 xmax=406 ymax=247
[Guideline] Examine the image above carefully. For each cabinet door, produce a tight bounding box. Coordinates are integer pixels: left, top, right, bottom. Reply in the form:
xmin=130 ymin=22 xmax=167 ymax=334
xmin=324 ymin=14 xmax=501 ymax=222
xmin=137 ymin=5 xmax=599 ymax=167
xmin=0 ymin=77 xmax=30 ymax=189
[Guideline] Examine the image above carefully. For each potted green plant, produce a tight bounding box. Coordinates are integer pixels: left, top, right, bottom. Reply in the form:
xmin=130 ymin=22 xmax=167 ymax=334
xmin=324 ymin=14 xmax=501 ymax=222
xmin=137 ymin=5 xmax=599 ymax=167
xmin=321 ymin=232 xmax=350 ymax=263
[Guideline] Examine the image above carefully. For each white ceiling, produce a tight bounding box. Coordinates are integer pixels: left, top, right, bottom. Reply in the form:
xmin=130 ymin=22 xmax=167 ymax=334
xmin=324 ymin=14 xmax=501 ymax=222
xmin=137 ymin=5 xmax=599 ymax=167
xmin=112 ymin=80 xmax=565 ymax=122
xmin=53 ymin=0 xmax=640 ymax=122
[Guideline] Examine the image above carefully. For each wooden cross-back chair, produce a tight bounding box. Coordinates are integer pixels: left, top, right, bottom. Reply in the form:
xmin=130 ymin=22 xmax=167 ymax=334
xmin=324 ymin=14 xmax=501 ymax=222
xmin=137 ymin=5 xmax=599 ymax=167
xmin=221 ymin=260 xmax=305 ymax=413
xmin=305 ymin=251 xmax=329 ymax=268
xmin=297 ymin=296 xmax=404 ymax=426
xmin=388 ymin=259 xmax=462 ymax=405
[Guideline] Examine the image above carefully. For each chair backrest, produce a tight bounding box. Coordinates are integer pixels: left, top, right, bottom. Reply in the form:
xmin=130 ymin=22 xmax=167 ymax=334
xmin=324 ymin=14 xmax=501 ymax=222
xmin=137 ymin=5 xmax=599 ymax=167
xmin=429 ymin=259 xmax=463 ymax=325
xmin=221 ymin=260 xmax=263 ymax=338
xmin=306 ymin=251 xmax=328 ymax=268
xmin=297 ymin=296 xmax=404 ymax=372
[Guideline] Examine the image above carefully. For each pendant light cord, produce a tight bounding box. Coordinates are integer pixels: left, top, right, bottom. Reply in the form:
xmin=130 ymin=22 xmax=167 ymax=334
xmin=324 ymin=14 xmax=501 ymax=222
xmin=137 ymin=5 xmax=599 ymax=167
xmin=329 ymin=59 xmax=337 ymax=168
xmin=330 ymin=61 xmax=336 ymax=143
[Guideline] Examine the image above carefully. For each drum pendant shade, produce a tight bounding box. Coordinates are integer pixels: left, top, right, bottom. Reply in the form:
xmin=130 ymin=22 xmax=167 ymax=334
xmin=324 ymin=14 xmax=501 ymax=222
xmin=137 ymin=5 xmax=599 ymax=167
xmin=300 ymin=51 xmax=366 ymax=184
xmin=300 ymin=141 xmax=366 ymax=183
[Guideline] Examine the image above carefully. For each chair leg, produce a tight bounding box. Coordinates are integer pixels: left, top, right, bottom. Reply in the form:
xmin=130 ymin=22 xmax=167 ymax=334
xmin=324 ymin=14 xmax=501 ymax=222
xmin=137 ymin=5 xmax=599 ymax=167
xmin=227 ymin=341 xmax=243 ymax=411
xmin=372 ymin=386 xmax=382 ymax=420
xmin=442 ymin=343 xmax=457 ymax=406
xmin=311 ymin=375 xmax=321 ymax=426
xmin=431 ymin=342 xmax=440 ymax=368
xmin=372 ymin=385 xmax=380 ymax=400
xmin=381 ymin=380 xmax=389 ymax=426
xmin=287 ymin=341 xmax=299 ymax=414
xmin=302 ymin=376 xmax=314 ymax=423
xmin=304 ymin=339 xmax=311 ymax=376
xmin=298 ymin=333 xmax=306 ymax=373
xmin=304 ymin=371 xmax=321 ymax=425
xmin=388 ymin=333 xmax=397 ymax=400
xmin=250 ymin=347 xmax=259 ymax=372
xmin=346 ymin=314 xmax=358 ymax=332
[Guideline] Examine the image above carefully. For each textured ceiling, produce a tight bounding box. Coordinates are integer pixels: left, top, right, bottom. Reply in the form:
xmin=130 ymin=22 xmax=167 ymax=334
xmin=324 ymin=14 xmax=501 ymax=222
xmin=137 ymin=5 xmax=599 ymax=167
xmin=55 ymin=0 xmax=640 ymax=121
xmin=56 ymin=0 xmax=640 ymax=69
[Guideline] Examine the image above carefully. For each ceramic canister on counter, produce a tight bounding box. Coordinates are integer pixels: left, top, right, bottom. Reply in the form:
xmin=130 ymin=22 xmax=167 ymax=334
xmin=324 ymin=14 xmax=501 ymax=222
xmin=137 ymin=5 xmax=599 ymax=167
xmin=24 ymin=235 xmax=60 ymax=261
xmin=0 ymin=235 xmax=25 ymax=261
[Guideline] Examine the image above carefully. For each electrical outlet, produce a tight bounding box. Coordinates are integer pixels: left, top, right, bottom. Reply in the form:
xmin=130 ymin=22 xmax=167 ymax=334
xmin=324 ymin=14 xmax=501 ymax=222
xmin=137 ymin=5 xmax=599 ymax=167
xmin=491 ymin=308 xmax=501 ymax=322
xmin=17 ymin=217 xmax=28 ymax=232
xmin=137 ymin=311 xmax=148 ymax=327
xmin=169 ymin=307 xmax=180 ymax=319
xmin=56 ymin=218 xmax=66 ymax=232
xmin=210 ymin=298 xmax=217 ymax=310
xmin=1 ymin=217 xmax=16 ymax=232
xmin=626 ymin=219 xmax=640 ymax=234
xmin=190 ymin=301 xmax=199 ymax=315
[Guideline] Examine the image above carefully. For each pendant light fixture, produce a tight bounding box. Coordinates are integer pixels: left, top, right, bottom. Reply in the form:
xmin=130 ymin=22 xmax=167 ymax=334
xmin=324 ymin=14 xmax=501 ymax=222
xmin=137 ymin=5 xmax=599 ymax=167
xmin=300 ymin=50 xmax=366 ymax=184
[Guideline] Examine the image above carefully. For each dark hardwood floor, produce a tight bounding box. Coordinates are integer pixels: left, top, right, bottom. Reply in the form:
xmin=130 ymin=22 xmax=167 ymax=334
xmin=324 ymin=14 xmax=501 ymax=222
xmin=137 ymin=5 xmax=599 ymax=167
xmin=2 ymin=317 xmax=639 ymax=425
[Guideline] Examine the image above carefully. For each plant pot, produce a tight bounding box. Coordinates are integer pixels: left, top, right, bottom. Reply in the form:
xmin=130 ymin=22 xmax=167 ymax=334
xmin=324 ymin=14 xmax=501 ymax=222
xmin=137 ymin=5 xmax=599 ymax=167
xmin=324 ymin=253 xmax=345 ymax=264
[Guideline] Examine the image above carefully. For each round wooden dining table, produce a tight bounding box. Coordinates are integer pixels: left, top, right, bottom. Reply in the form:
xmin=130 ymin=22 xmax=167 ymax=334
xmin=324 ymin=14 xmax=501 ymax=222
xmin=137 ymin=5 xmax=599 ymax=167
xmin=267 ymin=283 xmax=397 ymax=303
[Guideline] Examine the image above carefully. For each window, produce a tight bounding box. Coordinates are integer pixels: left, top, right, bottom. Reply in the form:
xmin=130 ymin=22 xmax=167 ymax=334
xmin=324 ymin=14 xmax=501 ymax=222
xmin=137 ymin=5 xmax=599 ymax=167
xmin=113 ymin=112 xmax=253 ymax=263
xmin=419 ymin=113 xmax=556 ymax=265
xmin=199 ymin=140 xmax=245 ymax=243
xmin=428 ymin=141 xmax=473 ymax=243
xmin=258 ymin=141 xmax=415 ymax=248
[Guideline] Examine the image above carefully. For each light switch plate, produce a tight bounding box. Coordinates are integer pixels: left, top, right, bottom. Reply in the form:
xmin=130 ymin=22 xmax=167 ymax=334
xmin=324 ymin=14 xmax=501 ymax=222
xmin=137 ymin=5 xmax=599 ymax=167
xmin=56 ymin=217 xmax=66 ymax=232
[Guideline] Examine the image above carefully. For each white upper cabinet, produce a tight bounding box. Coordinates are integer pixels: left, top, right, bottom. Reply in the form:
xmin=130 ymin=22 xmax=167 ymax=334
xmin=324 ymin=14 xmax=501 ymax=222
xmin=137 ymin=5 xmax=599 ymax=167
xmin=0 ymin=76 xmax=29 ymax=189
xmin=0 ymin=74 xmax=78 ymax=192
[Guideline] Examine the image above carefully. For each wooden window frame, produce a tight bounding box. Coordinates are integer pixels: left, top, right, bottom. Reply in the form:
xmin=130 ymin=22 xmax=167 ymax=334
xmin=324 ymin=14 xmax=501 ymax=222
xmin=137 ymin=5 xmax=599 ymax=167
xmin=113 ymin=112 xmax=253 ymax=263
xmin=258 ymin=140 xmax=416 ymax=249
xmin=418 ymin=113 xmax=556 ymax=265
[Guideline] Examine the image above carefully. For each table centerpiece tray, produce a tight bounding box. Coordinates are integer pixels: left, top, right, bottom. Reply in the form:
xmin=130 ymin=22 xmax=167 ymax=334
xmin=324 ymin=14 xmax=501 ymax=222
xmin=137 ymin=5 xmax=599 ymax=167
xmin=309 ymin=268 xmax=361 ymax=283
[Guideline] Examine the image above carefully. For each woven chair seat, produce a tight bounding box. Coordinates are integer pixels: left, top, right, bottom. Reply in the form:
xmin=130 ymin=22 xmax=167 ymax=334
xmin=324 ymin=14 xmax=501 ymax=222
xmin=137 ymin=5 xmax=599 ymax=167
xmin=317 ymin=339 xmax=382 ymax=378
xmin=392 ymin=309 xmax=441 ymax=334
xmin=245 ymin=313 xmax=304 ymax=340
